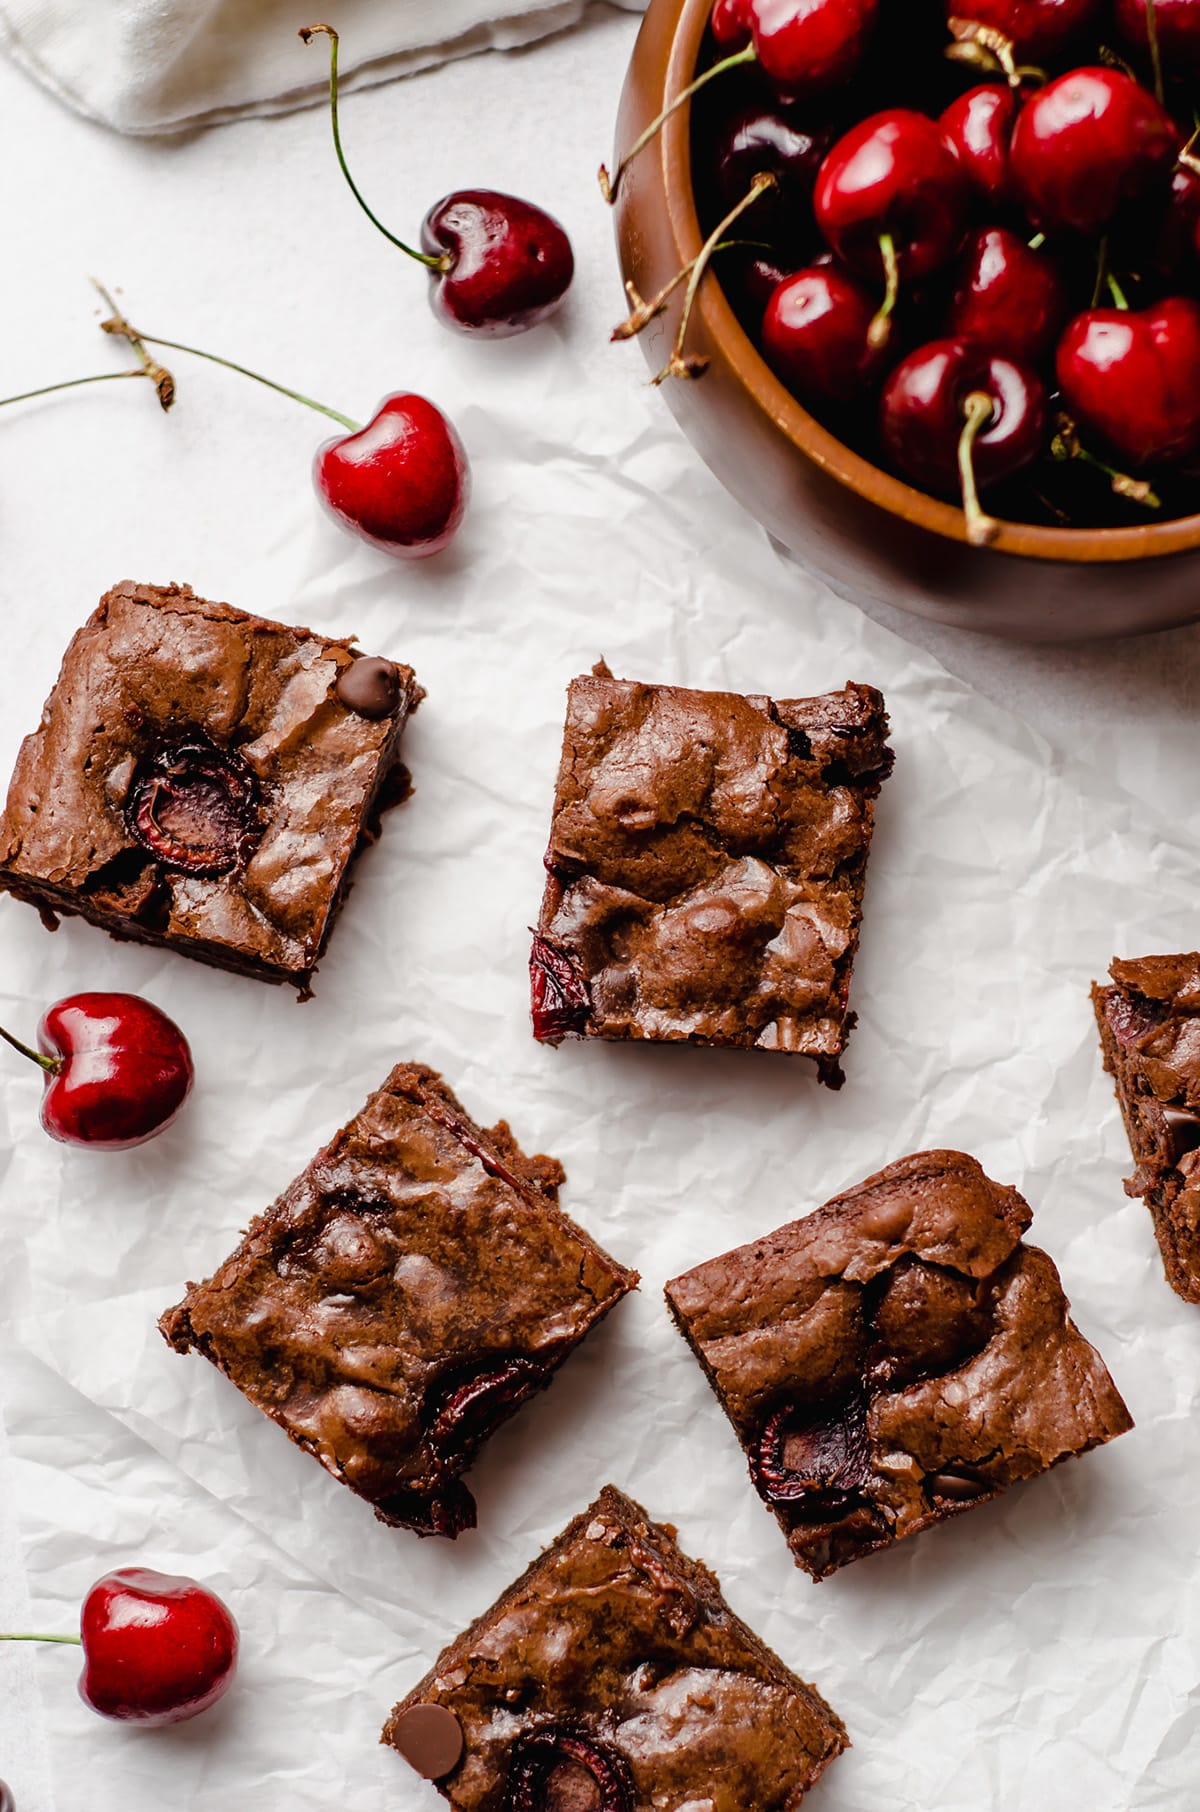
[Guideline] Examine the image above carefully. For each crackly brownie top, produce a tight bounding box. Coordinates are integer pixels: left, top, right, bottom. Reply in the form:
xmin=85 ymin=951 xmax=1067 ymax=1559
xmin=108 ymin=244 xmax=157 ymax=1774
xmin=534 ymin=666 xmax=892 ymax=1057
xmin=386 ymin=1485 xmax=846 ymax=1810
xmin=161 ymin=1066 xmax=635 ymax=1516
xmin=667 ymin=1151 xmax=1131 ymax=1573
xmin=0 ymin=581 xmax=422 ymax=972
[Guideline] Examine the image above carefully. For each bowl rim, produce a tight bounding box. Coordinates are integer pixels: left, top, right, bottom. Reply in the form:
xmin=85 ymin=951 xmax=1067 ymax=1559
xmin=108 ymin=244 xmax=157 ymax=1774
xmin=657 ymin=0 xmax=1200 ymax=564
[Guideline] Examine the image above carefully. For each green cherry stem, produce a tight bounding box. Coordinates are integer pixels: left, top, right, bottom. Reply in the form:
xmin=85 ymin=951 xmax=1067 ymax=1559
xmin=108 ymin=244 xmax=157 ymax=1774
xmin=1107 ymin=272 xmax=1131 ymax=310
xmin=1145 ymin=0 xmax=1165 ymax=106
xmin=0 ymin=1025 xmax=58 ymax=1075
xmin=0 ymin=370 xmax=153 ymax=411
xmin=868 ymin=232 xmax=900 ymax=351
xmin=652 ymin=173 xmax=776 ymax=384
xmin=0 ymin=1633 xmax=82 ymax=1645
xmin=299 ymin=23 xmax=445 ymax=270
xmin=599 ymin=42 xmax=758 ymax=203
xmin=957 ymin=391 xmax=1001 ymax=548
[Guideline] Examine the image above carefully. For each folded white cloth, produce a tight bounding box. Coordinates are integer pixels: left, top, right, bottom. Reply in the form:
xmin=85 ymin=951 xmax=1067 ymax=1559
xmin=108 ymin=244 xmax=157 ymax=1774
xmin=0 ymin=0 xmax=646 ymax=134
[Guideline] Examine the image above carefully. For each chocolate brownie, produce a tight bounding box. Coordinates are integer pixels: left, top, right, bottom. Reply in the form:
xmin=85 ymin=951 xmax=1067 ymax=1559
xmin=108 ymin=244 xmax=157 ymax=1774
xmin=0 ymin=581 xmax=423 ymax=991
xmin=384 ymin=1483 xmax=847 ymax=1808
xmin=1093 ymin=954 xmax=1200 ymax=1302
xmin=666 ymin=1150 xmax=1132 ymax=1580
xmin=160 ymin=1065 xmax=636 ymax=1535
xmin=530 ymin=663 xmax=893 ymax=1086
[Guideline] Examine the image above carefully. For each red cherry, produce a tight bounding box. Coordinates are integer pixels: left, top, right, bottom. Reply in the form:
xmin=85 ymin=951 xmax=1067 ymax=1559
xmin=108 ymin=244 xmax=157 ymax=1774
xmin=0 ymin=992 xmax=193 ymax=1149
xmin=78 ymin=1570 xmax=238 ymax=1726
xmin=0 ymin=1781 xmax=12 ymax=1812
xmin=420 ymin=191 xmax=574 ymax=338
xmin=1056 ymin=298 xmax=1200 ymax=466
xmin=1009 ymin=68 xmax=1178 ymax=236
xmin=880 ymin=338 xmax=1047 ymax=542
xmin=711 ymin=0 xmax=752 ymax=45
xmin=945 ymin=0 xmax=1101 ymax=60
xmin=1115 ymin=0 xmax=1200 ymax=78
xmin=940 ymin=84 xmax=1020 ymax=206
xmin=744 ymin=0 xmax=880 ymax=101
xmin=710 ymin=101 xmax=836 ymax=251
xmin=947 ymin=227 xmax=1068 ymax=364
xmin=314 ymin=392 xmax=470 ymax=559
xmin=761 ymin=265 xmax=893 ymax=403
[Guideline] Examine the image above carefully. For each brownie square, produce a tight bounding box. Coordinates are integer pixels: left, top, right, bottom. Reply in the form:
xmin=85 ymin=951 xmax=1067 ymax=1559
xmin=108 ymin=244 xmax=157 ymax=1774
xmin=0 ymin=580 xmax=423 ymax=991
xmin=1093 ymin=954 xmax=1200 ymax=1302
xmin=384 ymin=1483 xmax=848 ymax=1808
xmin=530 ymin=662 xmax=893 ymax=1085
xmin=160 ymin=1064 xmax=636 ymax=1535
xmin=666 ymin=1150 xmax=1132 ymax=1580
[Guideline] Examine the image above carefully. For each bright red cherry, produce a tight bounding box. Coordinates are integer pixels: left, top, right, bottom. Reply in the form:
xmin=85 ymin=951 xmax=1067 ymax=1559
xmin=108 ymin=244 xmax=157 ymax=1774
xmin=302 ymin=26 xmax=572 ymax=337
xmin=0 ymin=992 xmax=193 ymax=1149
xmin=814 ymin=110 xmax=969 ymax=345
xmin=761 ymin=265 xmax=894 ymax=403
xmin=1009 ymin=68 xmax=1178 ymax=235
xmin=1056 ymin=298 xmax=1200 ymax=466
xmin=744 ymin=0 xmax=880 ymax=100
xmin=881 ymin=338 xmax=1047 ymax=543
xmin=314 ymin=393 xmax=470 ymax=559
xmin=1115 ymin=0 xmax=1200 ymax=78
xmin=947 ymin=227 xmax=1068 ymax=364
xmin=940 ymin=84 xmax=1019 ymax=205
xmin=945 ymin=0 xmax=1101 ymax=60
xmin=711 ymin=0 xmax=752 ymax=44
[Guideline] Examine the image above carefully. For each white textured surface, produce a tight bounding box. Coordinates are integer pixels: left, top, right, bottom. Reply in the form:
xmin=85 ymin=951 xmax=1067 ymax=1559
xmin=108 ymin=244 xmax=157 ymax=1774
xmin=2 ymin=7 xmax=1200 ymax=1809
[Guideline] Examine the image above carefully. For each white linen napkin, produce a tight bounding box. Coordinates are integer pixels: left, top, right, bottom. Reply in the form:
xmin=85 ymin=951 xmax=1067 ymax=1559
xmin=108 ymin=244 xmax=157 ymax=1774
xmin=0 ymin=0 xmax=646 ymax=134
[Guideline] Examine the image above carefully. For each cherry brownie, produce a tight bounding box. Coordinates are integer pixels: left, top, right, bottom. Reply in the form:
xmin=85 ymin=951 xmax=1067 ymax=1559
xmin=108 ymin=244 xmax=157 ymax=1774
xmin=666 ymin=1150 xmax=1132 ymax=1579
xmin=530 ymin=663 xmax=893 ymax=1086
xmin=384 ymin=1483 xmax=848 ymax=1807
xmin=0 ymin=580 xmax=423 ymax=991
xmin=161 ymin=1064 xmax=636 ymax=1535
xmin=1093 ymin=954 xmax=1200 ymax=1302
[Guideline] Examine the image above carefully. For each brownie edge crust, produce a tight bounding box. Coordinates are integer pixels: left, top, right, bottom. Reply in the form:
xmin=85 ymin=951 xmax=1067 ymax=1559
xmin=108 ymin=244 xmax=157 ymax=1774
xmin=666 ymin=1150 xmax=1133 ymax=1579
xmin=0 ymin=580 xmax=423 ymax=990
xmin=384 ymin=1484 xmax=848 ymax=1810
xmin=161 ymin=1064 xmax=637 ymax=1536
xmin=531 ymin=664 xmax=893 ymax=1085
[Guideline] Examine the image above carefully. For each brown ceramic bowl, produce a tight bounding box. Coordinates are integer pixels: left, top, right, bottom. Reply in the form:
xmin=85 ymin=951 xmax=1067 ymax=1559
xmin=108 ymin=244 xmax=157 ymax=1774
xmin=611 ymin=0 xmax=1200 ymax=641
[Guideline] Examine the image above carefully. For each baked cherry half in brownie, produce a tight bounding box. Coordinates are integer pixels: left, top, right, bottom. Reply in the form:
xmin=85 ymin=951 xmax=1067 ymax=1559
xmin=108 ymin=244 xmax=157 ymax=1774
xmin=160 ymin=1065 xmax=636 ymax=1536
xmin=0 ymin=581 xmax=423 ymax=992
xmin=1094 ymin=955 xmax=1200 ymax=1302
xmin=531 ymin=663 xmax=893 ymax=1086
xmin=384 ymin=1484 xmax=847 ymax=1808
xmin=666 ymin=1151 xmax=1132 ymax=1580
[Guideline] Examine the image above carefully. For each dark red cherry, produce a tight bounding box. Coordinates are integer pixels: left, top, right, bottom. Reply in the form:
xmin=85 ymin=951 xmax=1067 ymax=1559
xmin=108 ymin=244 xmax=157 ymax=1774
xmin=745 ymin=0 xmax=880 ymax=101
xmin=939 ymin=84 xmax=1019 ymax=206
xmin=1010 ymin=67 xmax=1178 ymax=236
xmin=530 ymin=935 xmax=590 ymax=1043
xmin=0 ymin=1780 xmax=12 ymax=1812
xmin=761 ymin=265 xmax=894 ymax=403
xmin=729 ymin=250 xmax=797 ymax=329
xmin=711 ymin=101 xmax=836 ymax=247
xmin=314 ymin=392 xmax=470 ymax=559
xmin=1115 ymin=0 xmax=1200 ymax=78
xmin=945 ymin=0 xmax=1101 ymax=60
xmin=77 ymin=1569 xmax=238 ymax=1725
xmin=814 ymin=110 xmax=969 ymax=282
xmin=754 ymin=1395 xmax=870 ymax=1507
xmin=1137 ymin=157 xmax=1200 ymax=279
xmin=947 ymin=226 xmax=1068 ymax=364
xmin=127 ymin=736 xmax=259 ymax=876
xmin=506 ymin=1729 xmax=634 ymax=1812
xmin=425 ymin=1358 xmax=543 ymax=1456
xmin=880 ymin=338 xmax=1047 ymax=542
xmin=1056 ymin=298 xmax=1200 ymax=466
xmin=0 ymin=992 xmax=193 ymax=1149
xmin=420 ymin=192 xmax=574 ymax=338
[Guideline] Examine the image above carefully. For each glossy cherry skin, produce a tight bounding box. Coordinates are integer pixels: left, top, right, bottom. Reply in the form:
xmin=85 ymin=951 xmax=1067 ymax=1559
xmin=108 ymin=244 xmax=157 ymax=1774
xmin=1010 ymin=68 xmax=1178 ymax=236
xmin=419 ymin=191 xmax=573 ymax=338
xmin=1116 ymin=0 xmax=1200 ymax=78
xmin=940 ymin=85 xmax=1019 ymax=207
xmin=78 ymin=1570 xmax=238 ymax=1727
xmin=33 ymin=993 xmax=193 ymax=1150
xmin=814 ymin=110 xmax=969 ymax=283
xmin=880 ymin=338 xmax=1047 ymax=498
xmin=762 ymin=266 xmax=893 ymax=403
xmin=746 ymin=0 xmax=879 ymax=101
xmin=711 ymin=101 xmax=835 ymax=248
xmin=1056 ymin=298 xmax=1200 ymax=466
xmin=711 ymin=0 xmax=752 ymax=46
xmin=945 ymin=0 xmax=1100 ymax=59
xmin=314 ymin=393 xmax=469 ymax=559
xmin=947 ymin=227 xmax=1068 ymax=364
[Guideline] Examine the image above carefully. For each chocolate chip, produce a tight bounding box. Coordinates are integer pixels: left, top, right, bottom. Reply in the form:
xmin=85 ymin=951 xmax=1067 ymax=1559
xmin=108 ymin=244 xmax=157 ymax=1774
xmin=390 ymin=1703 xmax=464 ymax=1779
xmin=1163 ymin=1104 xmax=1200 ymax=1166
xmin=928 ymin=1469 xmax=987 ymax=1502
xmin=336 ymin=655 xmax=401 ymax=719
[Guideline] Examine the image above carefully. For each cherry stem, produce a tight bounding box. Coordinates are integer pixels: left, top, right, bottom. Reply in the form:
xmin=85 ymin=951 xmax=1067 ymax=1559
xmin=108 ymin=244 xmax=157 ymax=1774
xmin=91 ymin=281 xmax=176 ymax=408
xmin=1091 ymin=237 xmax=1109 ymax=308
xmin=1051 ymin=421 xmax=1162 ymax=507
xmin=1107 ymin=271 xmax=1131 ymax=310
xmin=1028 ymin=231 xmax=1046 ymax=251
xmin=0 ymin=1633 xmax=82 ymax=1645
xmin=868 ymin=233 xmax=899 ymax=351
xmin=945 ymin=17 xmax=1045 ymax=86
xmin=599 ymin=42 xmax=758 ymax=203
xmin=652 ymin=173 xmax=776 ymax=384
xmin=299 ymin=25 xmax=445 ymax=271
xmin=1145 ymin=0 xmax=1165 ymax=105
xmin=1180 ymin=126 xmax=1200 ymax=175
xmin=0 ymin=1025 xmax=58 ymax=1076
xmin=0 ymin=371 xmax=156 ymax=411
xmin=957 ymin=391 xmax=1001 ymax=548
xmin=613 ymin=238 xmax=741 ymax=341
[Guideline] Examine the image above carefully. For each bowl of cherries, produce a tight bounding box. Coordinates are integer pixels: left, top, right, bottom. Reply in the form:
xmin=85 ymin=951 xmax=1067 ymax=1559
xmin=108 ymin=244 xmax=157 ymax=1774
xmin=606 ymin=0 xmax=1200 ymax=639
